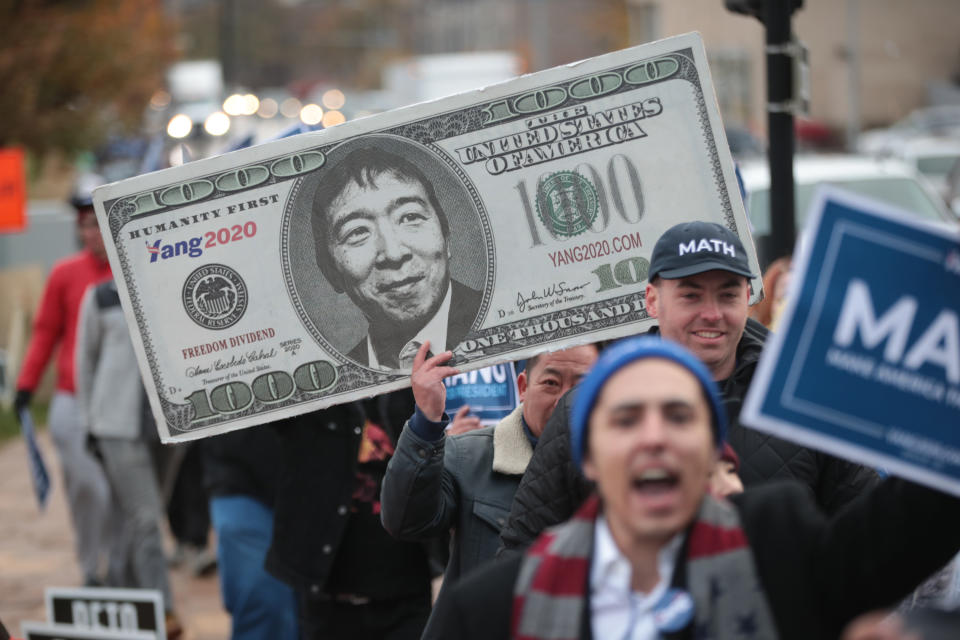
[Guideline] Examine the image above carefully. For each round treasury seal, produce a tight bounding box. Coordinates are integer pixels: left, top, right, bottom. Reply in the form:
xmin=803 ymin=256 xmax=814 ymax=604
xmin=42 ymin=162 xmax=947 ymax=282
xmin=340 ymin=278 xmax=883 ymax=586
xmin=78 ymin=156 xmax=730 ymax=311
xmin=182 ymin=264 xmax=248 ymax=329
xmin=535 ymin=170 xmax=600 ymax=238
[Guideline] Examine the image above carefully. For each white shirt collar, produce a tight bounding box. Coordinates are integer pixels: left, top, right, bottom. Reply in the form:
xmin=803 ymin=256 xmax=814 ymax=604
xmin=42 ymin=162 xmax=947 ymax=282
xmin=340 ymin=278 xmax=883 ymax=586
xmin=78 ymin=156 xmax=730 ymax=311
xmin=367 ymin=282 xmax=452 ymax=370
xmin=589 ymin=514 xmax=684 ymax=640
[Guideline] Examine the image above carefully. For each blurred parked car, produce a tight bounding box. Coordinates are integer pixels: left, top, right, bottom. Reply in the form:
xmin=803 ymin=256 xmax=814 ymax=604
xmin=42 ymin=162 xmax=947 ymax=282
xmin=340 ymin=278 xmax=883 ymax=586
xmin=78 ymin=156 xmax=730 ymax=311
xmin=740 ymin=154 xmax=955 ymax=269
xmin=725 ymin=125 xmax=765 ymax=159
xmin=891 ymin=137 xmax=960 ymax=206
xmin=857 ymin=105 xmax=960 ymax=155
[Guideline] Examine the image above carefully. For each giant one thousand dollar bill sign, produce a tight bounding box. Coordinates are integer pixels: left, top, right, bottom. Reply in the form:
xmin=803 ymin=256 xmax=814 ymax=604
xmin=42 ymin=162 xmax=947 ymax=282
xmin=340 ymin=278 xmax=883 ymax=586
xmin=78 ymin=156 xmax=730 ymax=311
xmin=94 ymin=32 xmax=763 ymax=442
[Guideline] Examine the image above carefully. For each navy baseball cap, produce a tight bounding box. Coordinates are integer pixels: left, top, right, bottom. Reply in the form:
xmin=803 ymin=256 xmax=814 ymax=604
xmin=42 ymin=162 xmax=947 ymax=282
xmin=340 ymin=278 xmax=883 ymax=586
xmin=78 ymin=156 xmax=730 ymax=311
xmin=648 ymin=221 xmax=755 ymax=281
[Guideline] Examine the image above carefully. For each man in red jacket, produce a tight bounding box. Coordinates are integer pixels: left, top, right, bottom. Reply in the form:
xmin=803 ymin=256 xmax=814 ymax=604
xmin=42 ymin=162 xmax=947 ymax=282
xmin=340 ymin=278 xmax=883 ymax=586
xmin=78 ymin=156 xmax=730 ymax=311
xmin=14 ymin=178 xmax=115 ymax=586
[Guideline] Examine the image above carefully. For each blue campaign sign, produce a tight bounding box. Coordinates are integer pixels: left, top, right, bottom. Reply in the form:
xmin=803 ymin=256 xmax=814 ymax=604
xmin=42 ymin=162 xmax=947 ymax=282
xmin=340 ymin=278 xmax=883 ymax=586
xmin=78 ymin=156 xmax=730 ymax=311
xmin=444 ymin=362 xmax=519 ymax=425
xmin=742 ymin=186 xmax=960 ymax=497
xmin=19 ymin=408 xmax=51 ymax=510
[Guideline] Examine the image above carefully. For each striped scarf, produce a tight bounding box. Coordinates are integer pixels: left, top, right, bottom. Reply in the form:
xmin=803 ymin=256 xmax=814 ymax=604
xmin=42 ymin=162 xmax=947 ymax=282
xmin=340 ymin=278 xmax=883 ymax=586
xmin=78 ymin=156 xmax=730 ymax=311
xmin=511 ymin=494 xmax=778 ymax=640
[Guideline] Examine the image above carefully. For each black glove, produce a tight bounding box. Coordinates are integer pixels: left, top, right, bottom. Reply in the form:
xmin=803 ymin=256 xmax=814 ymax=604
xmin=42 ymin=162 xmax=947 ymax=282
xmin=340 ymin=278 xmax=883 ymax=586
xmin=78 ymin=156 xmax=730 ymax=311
xmin=14 ymin=389 xmax=32 ymax=416
xmin=86 ymin=433 xmax=104 ymax=463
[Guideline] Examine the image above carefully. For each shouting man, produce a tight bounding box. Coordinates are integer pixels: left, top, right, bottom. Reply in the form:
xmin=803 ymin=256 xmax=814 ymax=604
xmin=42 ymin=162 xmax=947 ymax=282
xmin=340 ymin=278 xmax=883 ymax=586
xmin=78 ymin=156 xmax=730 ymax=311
xmin=428 ymin=338 xmax=960 ymax=640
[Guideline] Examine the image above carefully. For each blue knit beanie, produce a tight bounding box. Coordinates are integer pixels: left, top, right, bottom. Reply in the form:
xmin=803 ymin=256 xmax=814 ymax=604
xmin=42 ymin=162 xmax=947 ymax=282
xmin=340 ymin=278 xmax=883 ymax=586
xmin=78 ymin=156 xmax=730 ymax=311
xmin=570 ymin=337 xmax=727 ymax=470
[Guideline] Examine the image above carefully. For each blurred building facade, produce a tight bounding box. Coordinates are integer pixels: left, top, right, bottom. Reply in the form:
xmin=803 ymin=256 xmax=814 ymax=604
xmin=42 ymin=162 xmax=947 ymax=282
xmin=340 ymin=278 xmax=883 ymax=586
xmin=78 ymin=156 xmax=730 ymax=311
xmin=625 ymin=0 xmax=960 ymax=137
xmin=408 ymin=0 xmax=627 ymax=73
xmin=173 ymin=0 xmax=629 ymax=90
xmin=367 ymin=0 xmax=960 ymax=140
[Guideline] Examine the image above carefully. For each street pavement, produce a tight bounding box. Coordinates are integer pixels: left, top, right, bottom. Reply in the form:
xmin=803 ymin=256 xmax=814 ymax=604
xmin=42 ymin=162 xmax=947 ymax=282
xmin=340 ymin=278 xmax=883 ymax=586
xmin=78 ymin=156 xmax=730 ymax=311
xmin=0 ymin=431 xmax=230 ymax=639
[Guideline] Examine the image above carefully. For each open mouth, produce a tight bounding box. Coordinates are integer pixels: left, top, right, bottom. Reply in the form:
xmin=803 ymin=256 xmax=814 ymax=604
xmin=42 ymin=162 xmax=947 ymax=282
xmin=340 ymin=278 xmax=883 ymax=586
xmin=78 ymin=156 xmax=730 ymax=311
xmin=631 ymin=468 xmax=680 ymax=496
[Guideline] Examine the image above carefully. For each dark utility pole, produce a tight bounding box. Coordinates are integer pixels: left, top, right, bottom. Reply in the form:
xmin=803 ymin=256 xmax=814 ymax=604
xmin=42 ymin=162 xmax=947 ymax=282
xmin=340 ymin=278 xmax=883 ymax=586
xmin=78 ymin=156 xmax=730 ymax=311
xmin=724 ymin=0 xmax=803 ymax=266
xmin=220 ymin=0 xmax=236 ymax=90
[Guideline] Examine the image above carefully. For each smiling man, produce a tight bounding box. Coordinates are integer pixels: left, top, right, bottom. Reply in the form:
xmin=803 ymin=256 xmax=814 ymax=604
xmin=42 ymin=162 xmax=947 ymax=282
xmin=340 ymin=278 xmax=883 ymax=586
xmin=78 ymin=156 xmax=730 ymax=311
xmin=312 ymin=147 xmax=482 ymax=370
xmin=498 ymin=221 xmax=878 ymax=555
xmin=427 ymin=338 xmax=960 ymax=640
xmin=643 ymin=222 xmax=754 ymax=382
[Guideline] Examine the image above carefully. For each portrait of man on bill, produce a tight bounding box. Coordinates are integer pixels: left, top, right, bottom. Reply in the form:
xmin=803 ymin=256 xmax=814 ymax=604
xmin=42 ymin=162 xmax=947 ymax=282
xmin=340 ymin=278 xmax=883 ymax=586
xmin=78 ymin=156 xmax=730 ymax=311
xmin=311 ymin=146 xmax=483 ymax=371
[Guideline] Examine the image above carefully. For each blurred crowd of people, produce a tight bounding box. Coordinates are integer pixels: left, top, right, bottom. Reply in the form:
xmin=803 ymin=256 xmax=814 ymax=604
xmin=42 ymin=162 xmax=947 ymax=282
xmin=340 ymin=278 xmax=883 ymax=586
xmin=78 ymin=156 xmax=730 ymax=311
xmin=13 ymin=185 xmax=215 ymax=639
xmin=10 ymin=176 xmax=960 ymax=640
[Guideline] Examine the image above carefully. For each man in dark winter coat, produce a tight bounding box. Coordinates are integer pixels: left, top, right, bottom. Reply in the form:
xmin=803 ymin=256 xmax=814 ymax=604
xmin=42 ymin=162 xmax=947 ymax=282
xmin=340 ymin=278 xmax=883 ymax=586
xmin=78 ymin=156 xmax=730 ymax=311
xmin=265 ymin=390 xmax=438 ymax=640
xmin=380 ymin=342 xmax=597 ymax=585
xmin=499 ymin=221 xmax=877 ymax=553
xmin=429 ymin=338 xmax=960 ymax=640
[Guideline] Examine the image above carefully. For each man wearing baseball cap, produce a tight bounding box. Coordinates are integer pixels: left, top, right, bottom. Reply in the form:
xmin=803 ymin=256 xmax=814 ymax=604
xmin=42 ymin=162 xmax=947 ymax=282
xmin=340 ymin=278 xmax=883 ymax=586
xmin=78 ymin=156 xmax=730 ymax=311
xmin=498 ymin=221 xmax=877 ymax=554
xmin=644 ymin=220 xmax=757 ymax=381
xmin=427 ymin=337 xmax=960 ymax=640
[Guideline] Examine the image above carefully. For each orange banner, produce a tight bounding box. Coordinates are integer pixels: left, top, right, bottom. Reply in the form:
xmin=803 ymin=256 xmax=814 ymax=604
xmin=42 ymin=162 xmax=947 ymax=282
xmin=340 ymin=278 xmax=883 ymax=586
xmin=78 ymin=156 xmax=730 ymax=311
xmin=0 ymin=148 xmax=26 ymax=233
